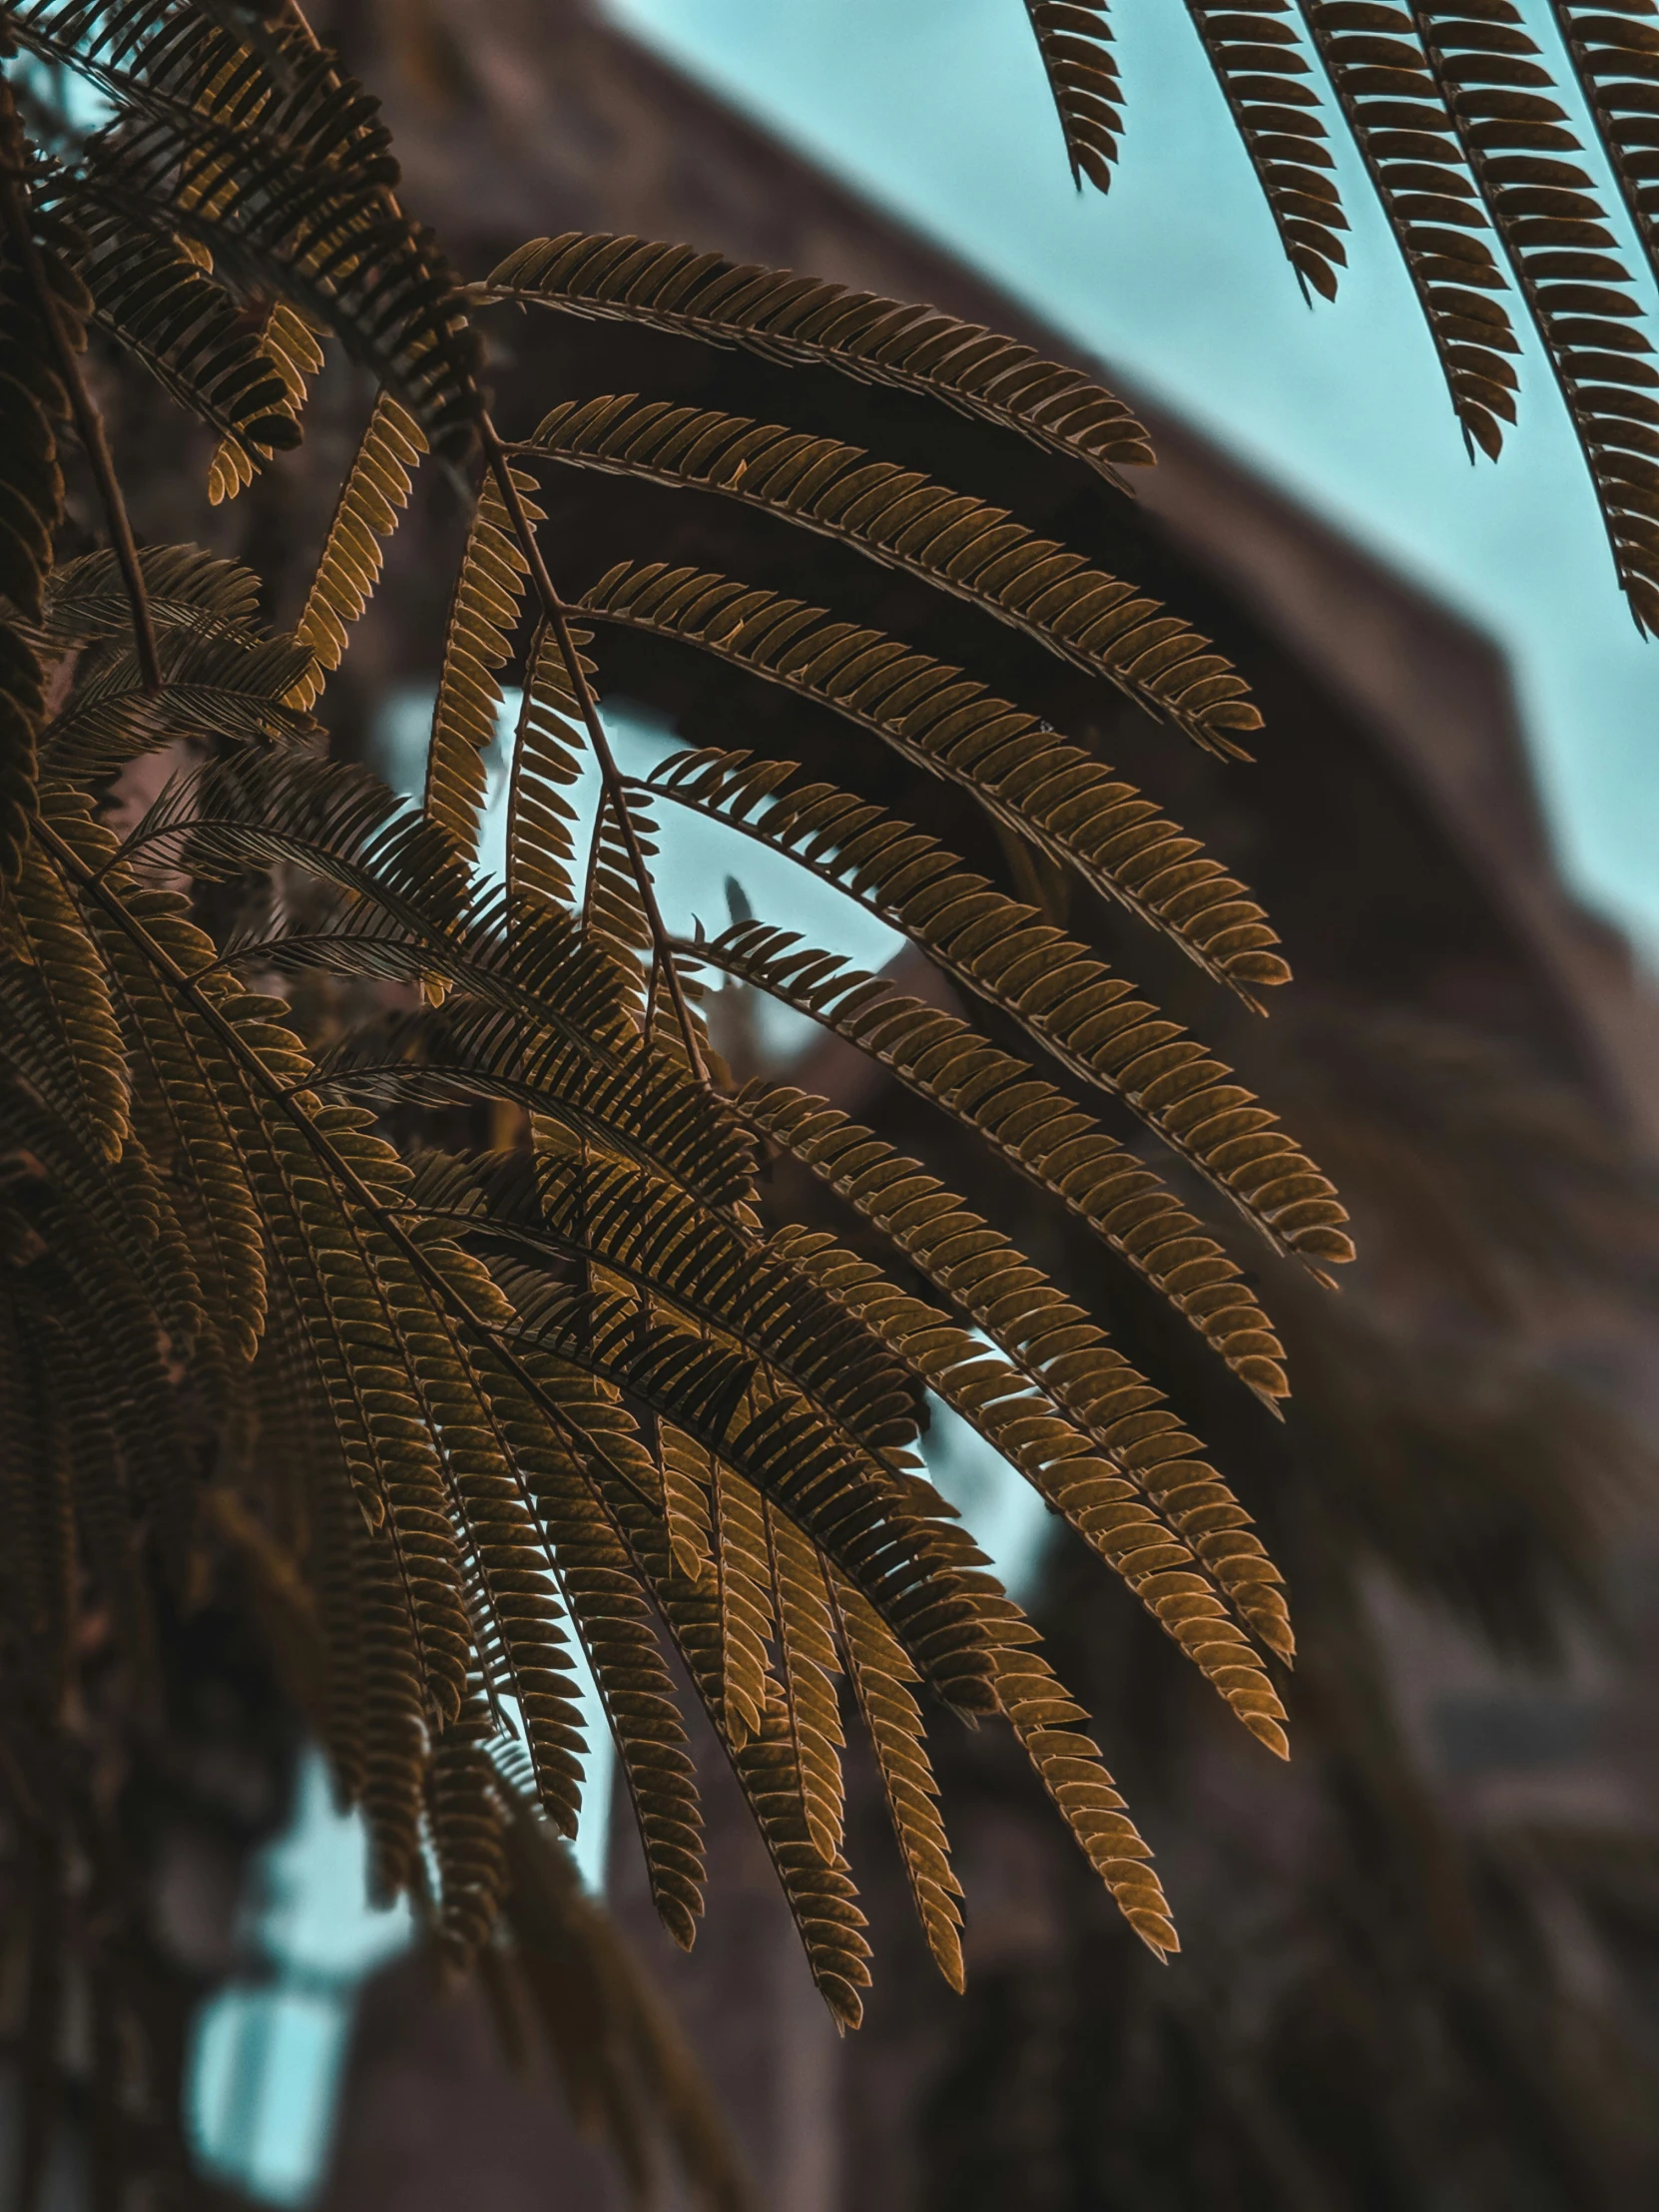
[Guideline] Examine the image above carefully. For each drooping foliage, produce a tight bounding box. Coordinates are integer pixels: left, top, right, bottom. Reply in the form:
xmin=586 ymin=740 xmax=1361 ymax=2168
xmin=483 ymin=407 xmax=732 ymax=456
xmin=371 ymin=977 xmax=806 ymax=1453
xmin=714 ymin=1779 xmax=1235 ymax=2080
xmin=1010 ymin=0 xmax=1659 ymax=633
xmin=481 ymin=0 xmax=1659 ymax=635
xmin=0 ymin=0 xmax=1645 ymax=2202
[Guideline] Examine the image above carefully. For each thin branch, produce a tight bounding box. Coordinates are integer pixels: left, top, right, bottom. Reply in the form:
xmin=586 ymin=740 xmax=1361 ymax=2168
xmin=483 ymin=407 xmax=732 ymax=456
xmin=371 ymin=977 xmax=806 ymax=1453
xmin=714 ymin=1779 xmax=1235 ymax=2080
xmin=478 ymin=413 xmax=710 ymax=1084
xmin=0 ymin=77 xmax=160 ymax=693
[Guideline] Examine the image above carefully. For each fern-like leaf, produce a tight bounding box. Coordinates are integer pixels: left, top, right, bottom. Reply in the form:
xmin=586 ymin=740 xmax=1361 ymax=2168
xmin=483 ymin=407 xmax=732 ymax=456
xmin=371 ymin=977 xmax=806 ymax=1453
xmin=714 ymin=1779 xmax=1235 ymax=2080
xmin=768 ymin=1504 xmax=845 ymax=1867
xmin=11 ymin=843 xmax=130 ymax=1165
xmin=486 ymin=232 xmax=1154 ymax=486
xmin=747 ymin=1088 xmax=1295 ymax=1659
xmin=1025 ymin=1 xmax=1124 ymax=193
xmin=428 ymin=1710 xmax=511 ymax=1974
xmin=13 ymin=1 xmax=483 ymax=455
xmin=73 ymin=873 xmax=270 ymax=1361
xmin=42 ymin=622 xmax=314 ymax=782
xmin=1183 ymin=0 xmax=1348 ymax=299
xmin=1408 ymin=0 xmax=1659 ymax=628
xmin=1300 ymin=0 xmax=1520 ymax=460
xmin=596 ymin=1456 xmax=874 ymax=2025
xmin=773 ymin=1220 xmax=1292 ymax=1752
xmin=41 ymin=542 xmax=260 ymax=643
xmin=828 ymin=1569 xmax=963 ymax=1990
xmin=57 ymin=194 xmax=296 ymax=452
xmin=506 ymin=621 xmax=588 ymax=913
xmin=1551 ymin=0 xmax=1659 ymax=278
xmin=993 ymin=1637 xmax=1179 ymax=1956
xmin=209 ymin=300 xmax=323 ymax=505
xmin=0 ymin=161 xmax=83 ymax=882
xmin=520 ymin=396 xmax=1262 ymax=756
xmin=584 ymin=564 xmax=1288 ymax=999
xmin=495 ymin=1332 xmax=708 ymax=1949
xmin=647 ymin=754 xmax=1323 ymax=1353
xmin=288 ymin=390 xmax=426 ymax=710
xmin=711 ymin=1458 xmax=777 ymax=1752
xmin=659 ymin=1416 xmax=715 ymax=1581
xmin=481 ymin=1159 xmax=1002 ymax=1718
xmin=425 ymin=466 xmax=540 ymax=864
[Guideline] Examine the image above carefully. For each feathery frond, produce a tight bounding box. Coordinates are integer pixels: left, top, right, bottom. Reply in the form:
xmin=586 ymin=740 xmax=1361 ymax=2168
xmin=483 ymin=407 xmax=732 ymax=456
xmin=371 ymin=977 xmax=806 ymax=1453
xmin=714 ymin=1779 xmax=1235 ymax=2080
xmin=0 ymin=113 xmax=82 ymax=884
xmin=1025 ymin=1 xmax=1124 ymax=193
xmin=486 ymin=232 xmax=1154 ymax=487
xmin=1409 ymin=0 xmax=1659 ymax=624
xmin=1008 ymin=0 xmax=1659 ymax=627
xmin=520 ymin=395 xmax=1263 ymax=756
xmin=770 ymin=1218 xmax=1294 ymax=1751
xmin=288 ymin=390 xmax=426 ymax=710
xmin=426 ymin=466 xmax=539 ymax=862
xmin=26 ymin=3 xmax=1619 ymax=2187
xmin=701 ymin=926 xmax=1352 ymax=1281
xmin=1290 ymin=3 xmax=1523 ymax=460
xmin=737 ymin=1087 xmax=1296 ymax=1609
xmin=58 ymin=192 xmax=296 ymax=452
xmin=209 ymin=300 xmax=323 ymax=504
xmin=585 ymin=566 xmax=1288 ymax=1000
xmin=829 ymin=1570 xmax=964 ymax=1990
xmin=1183 ymin=0 xmax=1348 ymax=300
xmin=10 ymin=0 xmax=484 ymax=455
xmin=506 ymin=621 xmax=588 ymax=913
xmin=1552 ymin=0 xmax=1659 ymax=276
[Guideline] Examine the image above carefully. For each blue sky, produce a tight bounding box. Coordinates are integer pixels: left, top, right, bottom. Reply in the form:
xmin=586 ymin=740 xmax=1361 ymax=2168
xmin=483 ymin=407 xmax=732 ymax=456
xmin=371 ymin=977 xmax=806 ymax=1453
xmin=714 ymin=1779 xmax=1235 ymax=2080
xmin=609 ymin=0 xmax=1659 ymax=952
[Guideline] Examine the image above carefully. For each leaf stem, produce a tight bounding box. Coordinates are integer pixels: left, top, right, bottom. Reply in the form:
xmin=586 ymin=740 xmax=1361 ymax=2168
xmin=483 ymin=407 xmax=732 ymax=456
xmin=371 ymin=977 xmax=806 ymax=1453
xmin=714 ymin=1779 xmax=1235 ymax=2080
xmin=478 ymin=414 xmax=710 ymax=1083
